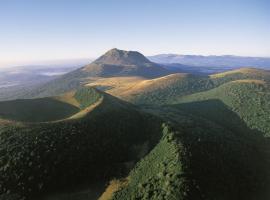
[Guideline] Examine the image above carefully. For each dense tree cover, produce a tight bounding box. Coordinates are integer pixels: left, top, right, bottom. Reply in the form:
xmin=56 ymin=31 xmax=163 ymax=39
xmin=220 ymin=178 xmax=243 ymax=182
xmin=177 ymin=81 xmax=270 ymax=137
xmin=112 ymin=111 xmax=269 ymax=200
xmin=112 ymin=124 xmax=195 ymax=200
xmin=1 ymin=68 xmax=270 ymax=200
xmin=0 ymin=88 xmax=162 ymax=199
xmin=104 ymin=69 xmax=270 ymax=200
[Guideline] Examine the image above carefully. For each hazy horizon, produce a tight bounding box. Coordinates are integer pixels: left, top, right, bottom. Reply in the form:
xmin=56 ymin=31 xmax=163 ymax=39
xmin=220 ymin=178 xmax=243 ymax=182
xmin=1 ymin=0 xmax=269 ymax=67
xmin=2 ymin=50 xmax=270 ymax=68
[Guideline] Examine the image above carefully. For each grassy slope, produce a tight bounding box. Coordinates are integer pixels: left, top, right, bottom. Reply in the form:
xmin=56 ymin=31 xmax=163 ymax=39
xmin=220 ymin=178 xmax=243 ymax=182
xmin=0 ymin=87 xmax=162 ymax=199
xmin=210 ymin=68 xmax=270 ymax=84
xmin=120 ymin=68 xmax=270 ymax=105
xmin=86 ymin=76 xmax=146 ymax=97
xmin=123 ymin=73 xmax=214 ymax=105
xmin=87 ymin=73 xmax=214 ymax=105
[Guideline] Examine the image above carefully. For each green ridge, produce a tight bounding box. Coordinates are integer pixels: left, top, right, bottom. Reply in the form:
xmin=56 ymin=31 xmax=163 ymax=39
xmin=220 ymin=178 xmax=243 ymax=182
xmin=176 ymin=81 xmax=270 ymax=137
xmin=0 ymin=88 xmax=162 ymax=199
xmin=112 ymin=125 xmax=190 ymax=200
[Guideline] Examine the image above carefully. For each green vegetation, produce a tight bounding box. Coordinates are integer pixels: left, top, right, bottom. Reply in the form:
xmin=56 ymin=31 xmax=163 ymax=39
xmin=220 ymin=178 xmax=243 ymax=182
xmin=112 ymin=125 xmax=189 ymax=200
xmin=176 ymin=81 xmax=270 ymax=137
xmin=74 ymin=87 xmax=101 ymax=109
xmin=0 ymin=87 xmax=102 ymax=123
xmin=112 ymin=121 xmax=269 ymax=200
xmin=131 ymin=75 xmax=214 ymax=105
xmin=1 ymin=64 xmax=270 ymax=200
xmin=0 ymin=98 xmax=79 ymax=123
xmin=129 ymin=68 xmax=270 ymax=106
xmin=108 ymin=68 xmax=270 ymax=200
xmin=126 ymin=68 xmax=270 ymax=138
xmin=0 ymin=87 xmax=162 ymax=199
xmin=210 ymin=68 xmax=270 ymax=85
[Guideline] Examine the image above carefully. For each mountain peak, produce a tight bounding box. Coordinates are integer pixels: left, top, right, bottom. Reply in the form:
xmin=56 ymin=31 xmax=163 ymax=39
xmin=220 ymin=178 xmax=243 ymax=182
xmin=94 ymin=48 xmax=151 ymax=66
xmin=81 ymin=48 xmax=170 ymax=78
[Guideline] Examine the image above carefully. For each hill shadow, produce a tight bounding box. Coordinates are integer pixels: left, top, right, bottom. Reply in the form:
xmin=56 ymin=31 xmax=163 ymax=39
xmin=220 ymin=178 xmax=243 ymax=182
xmin=172 ymin=99 xmax=264 ymax=137
xmin=0 ymin=98 xmax=79 ymax=122
xmin=167 ymin=99 xmax=270 ymax=199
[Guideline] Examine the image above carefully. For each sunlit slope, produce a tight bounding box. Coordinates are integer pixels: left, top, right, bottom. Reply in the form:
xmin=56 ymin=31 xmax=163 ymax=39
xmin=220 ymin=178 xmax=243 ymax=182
xmin=86 ymin=76 xmax=146 ymax=97
xmin=210 ymin=68 xmax=270 ymax=83
xmin=118 ymin=68 xmax=270 ymax=105
xmin=0 ymin=87 xmax=162 ymax=199
xmin=88 ymin=73 xmax=214 ymax=104
xmin=126 ymin=73 xmax=214 ymax=104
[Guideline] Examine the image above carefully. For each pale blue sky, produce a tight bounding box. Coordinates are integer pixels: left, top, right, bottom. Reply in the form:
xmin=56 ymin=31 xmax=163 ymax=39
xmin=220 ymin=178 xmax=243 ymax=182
xmin=0 ymin=0 xmax=269 ymax=67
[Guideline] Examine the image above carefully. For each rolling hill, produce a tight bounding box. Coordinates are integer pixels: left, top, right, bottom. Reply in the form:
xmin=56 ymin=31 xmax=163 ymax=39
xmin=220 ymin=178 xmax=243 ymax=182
xmin=174 ymin=79 xmax=270 ymax=137
xmin=109 ymin=68 xmax=270 ymax=105
xmin=93 ymin=68 xmax=270 ymax=200
xmin=0 ymin=87 xmax=162 ymax=199
xmin=93 ymin=67 xmax=270 ymax=199
xmin=87 ymin=73 xmax=213 ymax=104
xmin=104 ymin=112 xmax=269 ymax=200
xmin=1 ymin=49 xmax=270 ymax=200
xmin=85 ymin=67 xmax=270 ymax=138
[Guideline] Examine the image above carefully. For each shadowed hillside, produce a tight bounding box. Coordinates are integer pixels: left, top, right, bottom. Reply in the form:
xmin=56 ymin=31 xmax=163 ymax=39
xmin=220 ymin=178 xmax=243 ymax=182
xmin=0 ymin=97 xmax=79 ymax=123
xmin=176 ymin=80 xmax=270 ymax=137
xmin=108 ymin=111 xmax=269 ymax=200
xmin=0 ymin=87 xmax=162 ymax=199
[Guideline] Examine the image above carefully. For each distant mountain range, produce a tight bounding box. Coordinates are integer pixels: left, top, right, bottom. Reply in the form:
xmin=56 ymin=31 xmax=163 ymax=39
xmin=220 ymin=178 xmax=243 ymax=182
xmin=148 ymin=54 xmax=270 ymax=69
